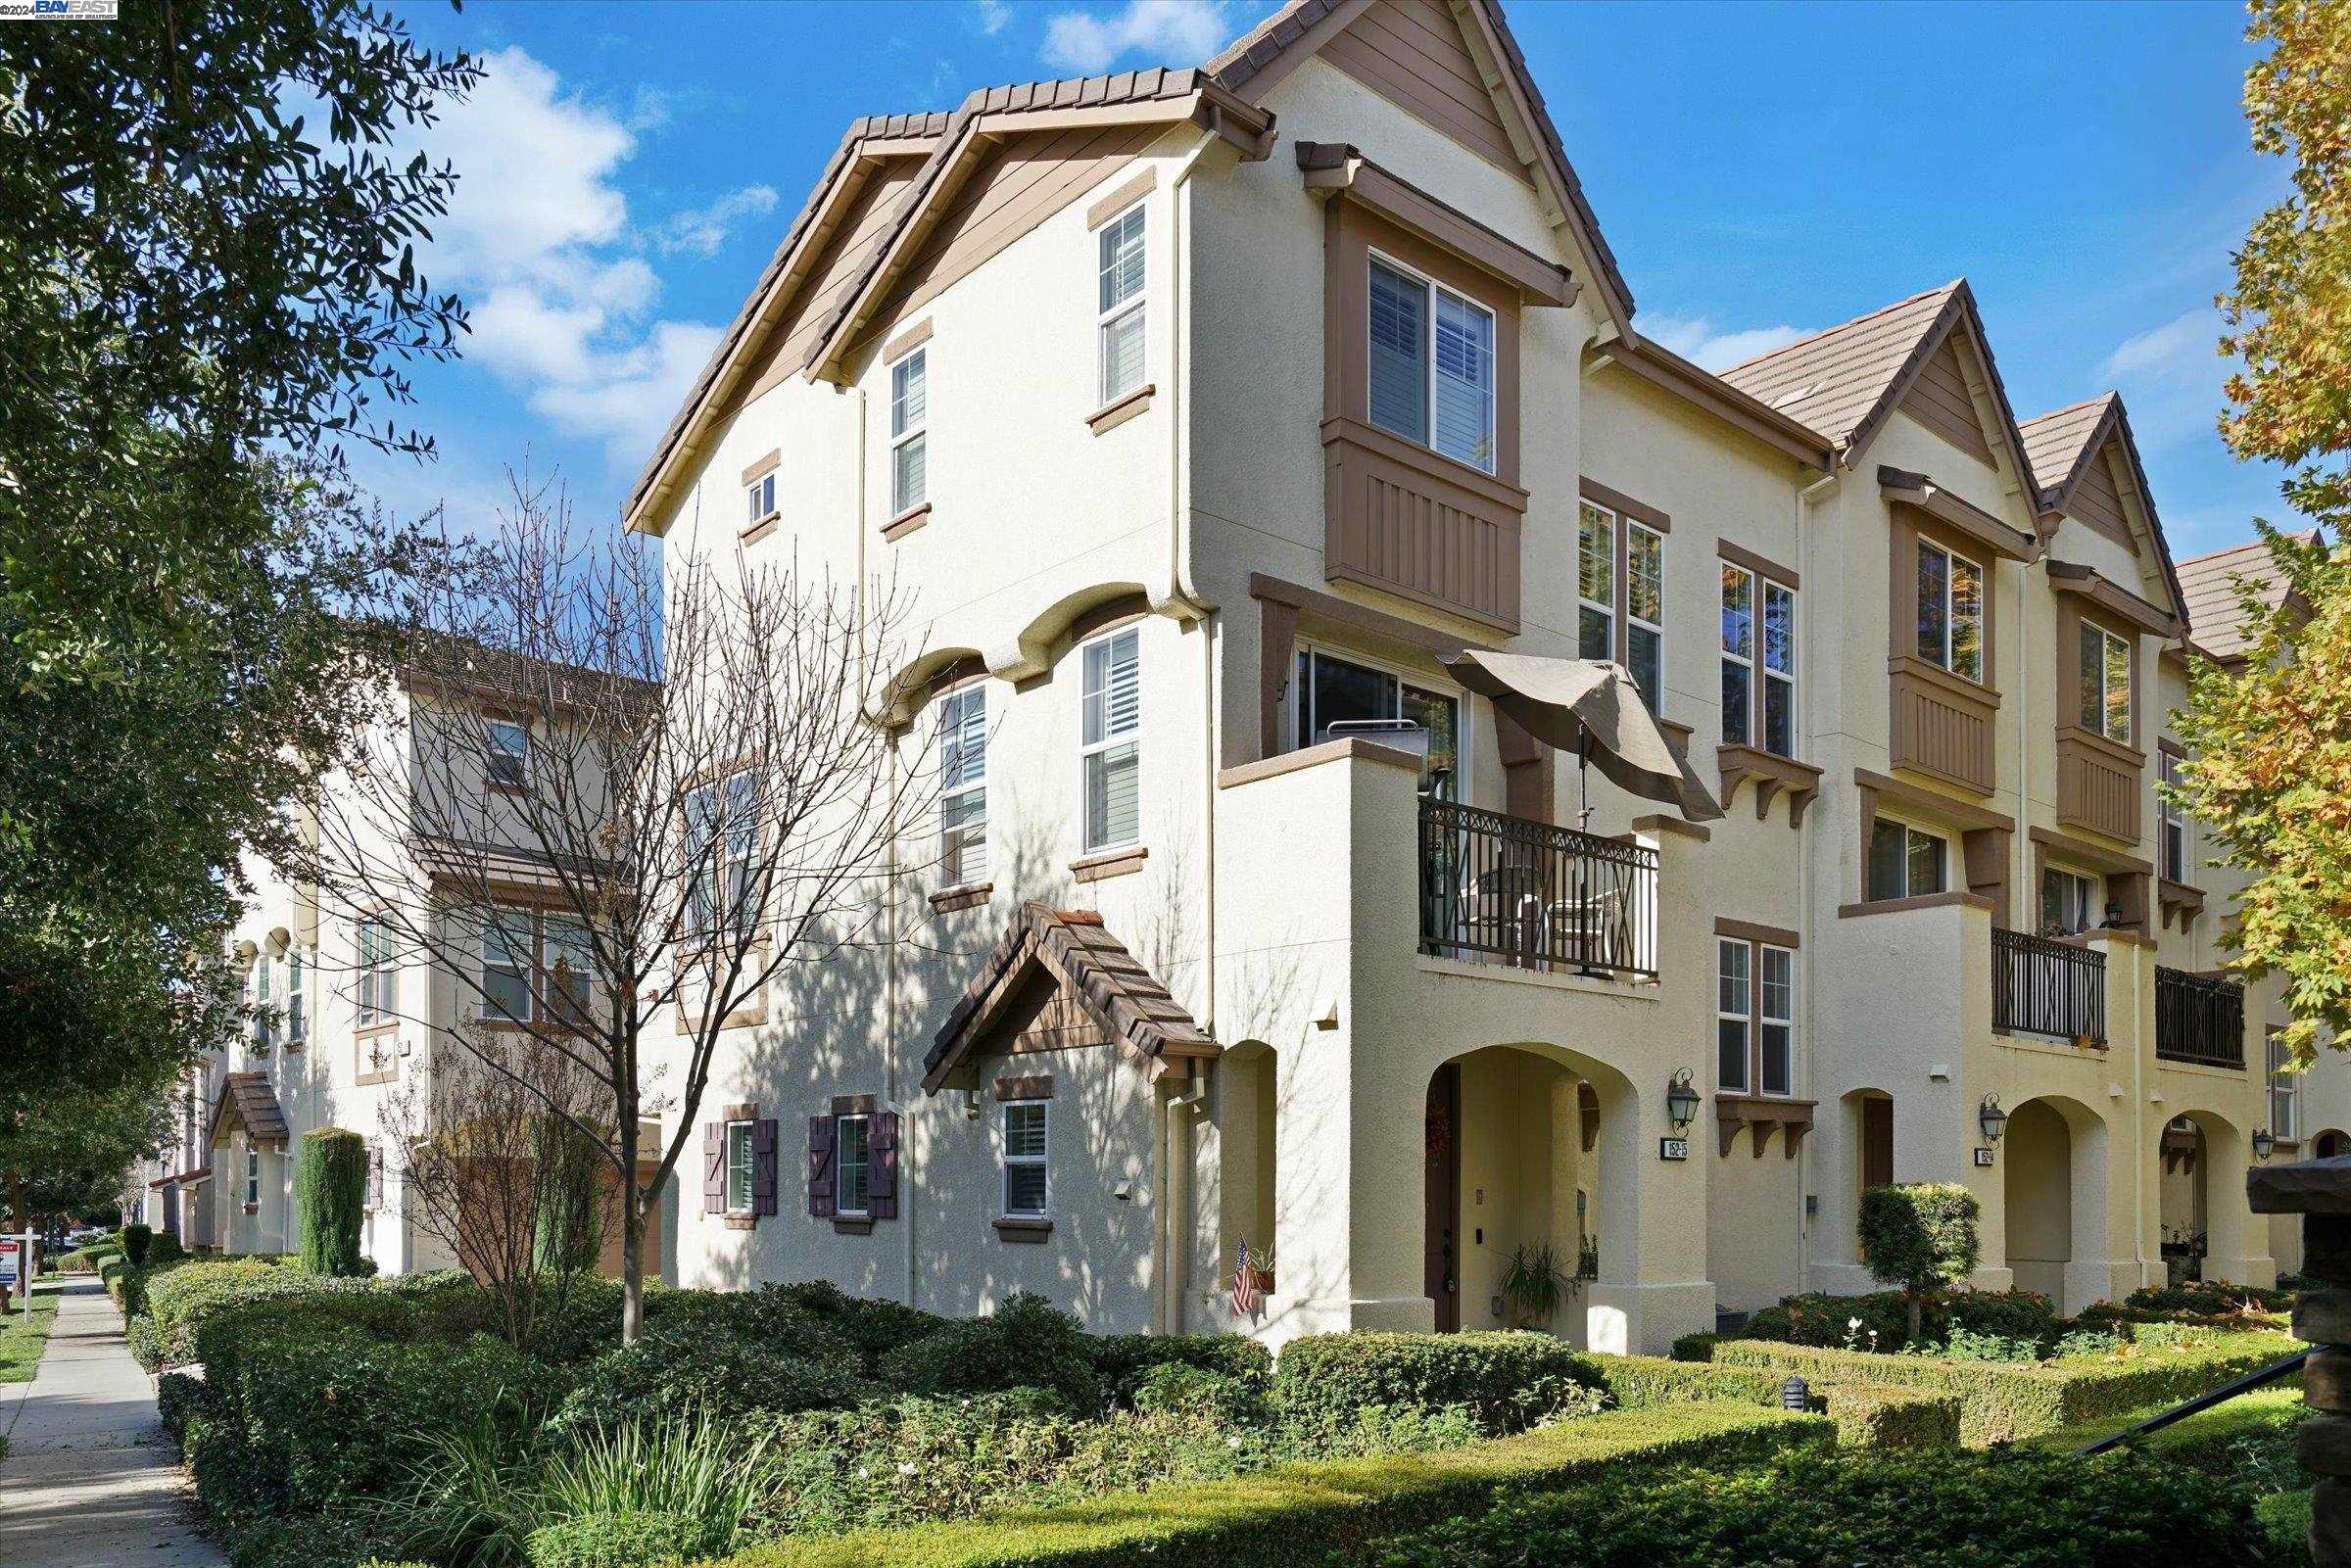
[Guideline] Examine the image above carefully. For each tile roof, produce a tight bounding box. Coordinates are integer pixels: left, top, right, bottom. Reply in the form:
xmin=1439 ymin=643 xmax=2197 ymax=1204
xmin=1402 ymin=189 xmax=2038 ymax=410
xmin=211 ymin=1071 xmax=289 ymax=1148
xmin=2176 ymin=532 xmax=2313 ymax=660
xmin=923 ymin=902 xmax=1215 ymax=1093
xmin=1715 ymin=282 xmax=1963 ymax=451
xmin=2016 ymin=394 xmax=2115 ymax=497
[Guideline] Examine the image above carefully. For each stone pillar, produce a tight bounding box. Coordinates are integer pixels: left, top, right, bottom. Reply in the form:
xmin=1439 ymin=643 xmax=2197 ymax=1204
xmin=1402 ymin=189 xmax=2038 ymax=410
xmin=2249 ymin=1157 xmax=2351 ymax=1566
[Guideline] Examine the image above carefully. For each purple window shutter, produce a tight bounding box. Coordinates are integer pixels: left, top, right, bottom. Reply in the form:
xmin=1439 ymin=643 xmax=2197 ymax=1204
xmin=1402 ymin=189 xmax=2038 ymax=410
xmin=870 ymin=1112 xmax=899 ymax=1220
xmin=702 ymin=1122 xmax=725 ymax=1214
xmin=752 ymin=1118 xmax=779 ymax=1216
xmin=806 ymin=1115 xmax=837 ymax=1218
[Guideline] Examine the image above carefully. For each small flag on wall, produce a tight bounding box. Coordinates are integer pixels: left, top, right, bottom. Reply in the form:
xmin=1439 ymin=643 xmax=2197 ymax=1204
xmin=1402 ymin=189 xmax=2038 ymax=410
xmin=1230 ymin=1239 xmax=1261 ymax=1318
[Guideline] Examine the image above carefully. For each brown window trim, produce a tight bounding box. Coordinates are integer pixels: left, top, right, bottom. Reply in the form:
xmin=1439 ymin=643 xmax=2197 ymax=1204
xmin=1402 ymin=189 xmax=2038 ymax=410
xmin=1714 ymin=1093 xmax=1817 ymax=1159
xmin=883 ymin=501 xmax=932 ymax=542
xmin=994 ymin=1073 xmax=1055 ymax=1101
xmin=832 ymin=1216 xmax=875 ymax=1235
xmin=740 ymin=450 xmax=781 ymax=486
xmin=1835 ymin=889 xmax=1993 ymax=920
xmin=743 ymin=511 xmax=781 ymax=546
xmin=1087 ymin=382 xmax=1155 ymax=435
xmin=1854 ymin=769 xmax=2016 ymax=925
xmin=1577 ymin=477 xmax=1669 ymax=534
xmin=1714 ymin=544 xmax=1801 ymax=770
xmin=1716 ymin=539 xmax=1798 ymax=591
xmin=1713 ymin=917 xmax=1799 ymax=949
xmin=1716 ymin=744 xmax=1821 ymax=827
xmin=930 ymin=881 xmax=994 ymax=915
xmin=1071 ymin=845 xmax=1146 ymax=882
xmin=1714 ymin=930 xmax=1800 ymax=1107
xmin=1085 ymin=167 xmax=1156 ymax=230
xmin=2047 ymin=562 xmax=2180 ymax=639
xmin=882 ymin=318 xmax=933 ymax=364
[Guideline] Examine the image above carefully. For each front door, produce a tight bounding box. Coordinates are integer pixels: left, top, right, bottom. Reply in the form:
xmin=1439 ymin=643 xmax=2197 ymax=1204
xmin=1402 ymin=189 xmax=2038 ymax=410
xmin=1424 ymin=1063 xmax=1462 ymax=1332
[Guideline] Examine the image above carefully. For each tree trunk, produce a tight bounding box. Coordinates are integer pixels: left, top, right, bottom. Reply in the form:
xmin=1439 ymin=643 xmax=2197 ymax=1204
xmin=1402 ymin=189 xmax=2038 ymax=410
xmin=618 ymin=1102 xmax=643 ymax=1345
xmin=1905 ymin=1289 xmax=1923 ymax=1346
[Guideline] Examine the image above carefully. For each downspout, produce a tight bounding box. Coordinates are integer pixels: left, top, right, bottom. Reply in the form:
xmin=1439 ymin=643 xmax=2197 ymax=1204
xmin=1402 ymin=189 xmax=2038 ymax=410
xmin=1794 ymin=466 xmax=1838 ymax=1288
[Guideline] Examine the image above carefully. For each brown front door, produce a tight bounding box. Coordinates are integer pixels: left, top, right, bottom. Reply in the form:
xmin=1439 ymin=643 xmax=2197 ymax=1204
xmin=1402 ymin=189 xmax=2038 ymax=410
xmin=1861 ymin=1096 xmax=1894 ymax=1191
xmin=1424 ymin=1063 xmax=1462 ymax=1332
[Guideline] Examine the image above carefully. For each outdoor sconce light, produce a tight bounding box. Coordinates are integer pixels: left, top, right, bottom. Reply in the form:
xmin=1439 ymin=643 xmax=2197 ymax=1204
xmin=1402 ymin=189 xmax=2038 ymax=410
xmin=2252 ymin=1128 xmax=2279 ymax=1161
xmin=1978 ymin=1094 xmax=2008 ymax=1145
xmin=1666 ymin=1069 xmax=1701 ymax=1131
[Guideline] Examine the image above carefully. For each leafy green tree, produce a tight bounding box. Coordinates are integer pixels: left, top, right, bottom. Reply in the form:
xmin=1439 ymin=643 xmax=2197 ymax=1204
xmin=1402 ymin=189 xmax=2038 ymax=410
xmin=1859 ymin=1183 xmax=1982 ymax=1344
xmin=294 ymin=1128 xmax=367 ymax=1276
xmin=2175 ymin=0 xmax=2351 ymax=1063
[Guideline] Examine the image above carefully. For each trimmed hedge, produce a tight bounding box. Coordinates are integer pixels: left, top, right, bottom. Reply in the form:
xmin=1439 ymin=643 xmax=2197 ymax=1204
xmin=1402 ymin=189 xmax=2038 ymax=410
xmin=1741 ymin=1288 xmax=2057 ymax=1351
xmin=1710 ymin=1330 xmax=2301 ymax=1444
xmin=294 ymin=1129 xmax=368 ymax=1278
xmin=1821 ymin=1383 xmax=1961 ymax=1450
xmin=527 ymin=1509 xmax=729 ymax=1568
xmin=708 ymin=1401 xmax=1835 ymax=1568
xmin=1091 ymin=1331 xmax=1272 ymax=1405
xmin=1273 ymin=1331 xmax=1592 ymax=1434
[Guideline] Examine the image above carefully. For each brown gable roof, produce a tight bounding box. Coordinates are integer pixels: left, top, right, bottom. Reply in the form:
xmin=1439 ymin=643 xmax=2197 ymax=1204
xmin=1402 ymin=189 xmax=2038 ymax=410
xmin=210 ymin=1071 xmax=289 ymax=1149
xmin=922 ymin=902 xmax=1216 ymax=1093
xmin=2176 ymin=530 xmax=2318 ymax=661
xmin=2016 ymin=392 xmax=2189 ymax=626
xmin=1207 ymin=0 xmax=1636 ymax=337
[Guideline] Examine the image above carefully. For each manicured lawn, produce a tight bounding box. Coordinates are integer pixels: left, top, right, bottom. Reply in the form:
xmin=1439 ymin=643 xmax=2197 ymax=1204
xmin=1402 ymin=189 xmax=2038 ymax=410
xmin=2021 ymin=1383 xmax=2303 ymax=1456
xmin=0 ymin=1280 xmax=62 ymax=1384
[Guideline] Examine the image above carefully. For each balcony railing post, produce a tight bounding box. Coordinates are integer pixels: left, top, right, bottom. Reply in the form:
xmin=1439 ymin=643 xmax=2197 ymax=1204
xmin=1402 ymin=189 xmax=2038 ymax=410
xmin=2155 ymin=966 xmax=2247 ymax=1069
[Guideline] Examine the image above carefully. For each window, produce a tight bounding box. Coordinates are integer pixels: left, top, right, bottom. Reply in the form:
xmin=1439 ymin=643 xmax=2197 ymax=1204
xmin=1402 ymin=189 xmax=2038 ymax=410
xmin=1367 ymin=255 xmax=1495 ymax=473
xmin=1577 ymin=503 xmax=1614 ymax=663
xmin=480 ymin=909 xmax=533 ymax=1022
xmin=1096 ymin=203 xmax=1146 ymax=404
xmin=744 ymin=470 xmax=776 ymax=526
xmin=2040 ymin=867 xmax=2101 ymax=936
xmin=1627 ymin=524 xmax=1664 ymax=709
xmin=1720 ymin=560 xmax=1796 ymax=752
xmin=1292 ymin=645 xmax=1461 ymax=798
xmin=486 ymin=720 xmax=529 ymax=789
xmin=1080 ymin=627 xmax=1141 ymax=853
xmin=725 ymin=1120 xmax=754 ymax=1214
xmin=1761 ymin=580 xmax=1796 ymax=756
xmin=1576 ymin=501 xmax=1665 ymax=711
xmin=357 ymin=917 xmax=396 ymax=1026
xmin=1001 ymin=1101 xmax=1048 ymax=1217
xmin=1759 ymin=945 xmax=1795 ymax=1097
xmin=938 ymin=682 xmax=987 ymax=885
xmin=245 ymin=1146 xmax=261 ymax=1209
xmin=542 ymin=914 xmax=596 ymax=1030
xmin=889 ymin=346 xmax=928 ymax=514
xmin=1715 ymin=939 xmax=1751 ymax=1094
xmin=253 ymin=957 xmax=273 ymax=1049
xmin=2077 ymin=621 xmax=2133 ymax=744
xmin=2160 ymin=751 xmax=2188 ymax=883
xmin=1719 ymin=563 xmax=1752 ymax=746
xmin=286 ymin=951 xmax=306 ymax=1045
xmin=1916 ymin=541 xmax=1985 ymax=682
xmin=836 ymin=1114 xmax=872 ymax=1217
xmin=686 ymin=769 xmax=760 ymax=939
xmin=364 ymin=1144 xmax=384 ymax=1212
xmin=2269 ymin=1031 xmax=2300 ymax=1142
xmin=1866 ymin=818 xmax=1948 ymax=901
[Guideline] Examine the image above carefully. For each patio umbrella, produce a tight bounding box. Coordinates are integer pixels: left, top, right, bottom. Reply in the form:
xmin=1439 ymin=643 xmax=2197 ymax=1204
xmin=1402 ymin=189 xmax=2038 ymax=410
xmin=1439 ymin=650 xmax=1723 ymax=824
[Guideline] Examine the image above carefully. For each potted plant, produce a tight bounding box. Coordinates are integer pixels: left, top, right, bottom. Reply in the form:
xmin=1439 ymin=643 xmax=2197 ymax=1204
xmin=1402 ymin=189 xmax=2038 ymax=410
xmin=1244 ymin=1242 xmax=1274 ymax=1295
xmin=1501 ymin=1240 xmax=1568 ymax=1329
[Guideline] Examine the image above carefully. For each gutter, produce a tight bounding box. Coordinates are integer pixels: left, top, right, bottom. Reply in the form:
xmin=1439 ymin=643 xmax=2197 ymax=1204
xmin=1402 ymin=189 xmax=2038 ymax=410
xmin=1794 ymin=467 xmax=1838 ymax=1290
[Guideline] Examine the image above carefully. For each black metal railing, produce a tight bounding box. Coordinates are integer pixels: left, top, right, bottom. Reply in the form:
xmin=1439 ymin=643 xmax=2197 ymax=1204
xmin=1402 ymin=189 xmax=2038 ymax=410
xmin=1418 ymin=798 xmax=1657 ymax=978
xmin=1992 ymin=927 xmax=2106 ymax=1042
xmin=2156 ymin=966 xmax=2245 ymax=1068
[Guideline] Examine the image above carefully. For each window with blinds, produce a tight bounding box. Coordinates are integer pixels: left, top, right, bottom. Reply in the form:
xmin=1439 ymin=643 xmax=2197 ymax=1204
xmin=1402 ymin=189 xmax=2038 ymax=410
xmin=1080 ymin=627 xmax=1140 ymax=853
xmin=1097 ymin=203 xmax=1146 ymax=405
xmin=889 ymin=346 xmax=928 ymax=513
xmin=1365 ymin=255 xmax=1495 ymax=474
xmin=938 ymin=682 xmax=988 ymax=884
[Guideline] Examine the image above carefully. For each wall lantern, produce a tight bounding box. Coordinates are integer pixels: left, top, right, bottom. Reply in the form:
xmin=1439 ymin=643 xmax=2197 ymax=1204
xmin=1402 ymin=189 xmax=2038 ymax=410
xmin=2252 ymin=1128 xmax=2279 ymax=1162
xmin=1978 ymin=1094 xmax=2008 ymax=1145
xmin=1665 ymin=1069 xmax=1701 ymax=1131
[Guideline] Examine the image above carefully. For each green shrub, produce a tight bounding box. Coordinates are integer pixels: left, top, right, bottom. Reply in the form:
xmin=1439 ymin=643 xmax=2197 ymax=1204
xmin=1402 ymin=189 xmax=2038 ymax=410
xmin=1272 ymin=1331 xmax=1595 ymax=1438
xmin=55 ymin=1242 xmax=116 ymax=1274
xmin=1367 ymin=1446 xmax=2256 ymax=1568
xmin=120 ymin=1222 xmax=152 ymax=1267
xmin=158 ymin=1369 xmax=211 ymax=1443
xmin=1857 ymin=1184 xmax=1981 ymax=1342
xmin=1710 ymin=1331 xmax=2300 ymax=1445
xmin=1668 ymin=1332 xmax=1719 ymax=1362
xmin=768 ymin=1281 xmax=948 ymax=1371
xmin=295 ymin=1128 xmax=369 ymax=1278
xmin=150 ymin=1230 xmax=186 ymax=1263
xmin=2258 ymin=1488 xmax=2314 ymax=1568
xmin=547 ymin=1322 xmax=865 ymax=1439
xmin=1821 ymin=1383 xmax=1960 ymax=1450
xmin=142 ymin=1255 xmax=404 ymax=1367
xmin=2126 ymin=1279 xmax=2293 ymax=1315
xmin=719 ymin=1402 xmax=1832 ymax=1568
xmin=878 ymin=1293 xmax=1103 ymax=1413
xmin=1130 ymin=1363 xmax=1267 ymax=1426
xmin=1587 ymin=1356 xmax=1784 ymax=1411
xmin=525 ymin=1510 xmax=727 ymax=1568
xmin=1091 ymin=1331 xmax=1272 ymax=1405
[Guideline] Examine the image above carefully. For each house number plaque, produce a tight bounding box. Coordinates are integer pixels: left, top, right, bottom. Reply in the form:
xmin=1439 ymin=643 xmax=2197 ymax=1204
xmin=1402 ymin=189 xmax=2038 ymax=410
xmin=1658 ymin=1137 xmax=1690 ymax=1162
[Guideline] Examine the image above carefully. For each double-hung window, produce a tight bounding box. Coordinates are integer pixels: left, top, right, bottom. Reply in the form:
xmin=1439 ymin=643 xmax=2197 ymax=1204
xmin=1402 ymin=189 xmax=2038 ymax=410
xmin=1760 ymin=579 xmax=1796 ymax=755
xmin=1577 ymin=504 xmax=1615 ymax=664
xmin=1001 ymin=1101 xmax=1048 ymax=1217
xmin=1718 ymin=938 xmax=1796 ymax=1097
xmin=542 ymin=914 xmax=597 ymax=1030
xmin=253 ymin=957 xmax=273 ymax=1050
xmin=1096 ymin=203 xmax=1146 ymax=404
xmin=1367 ymin=256 xmax=1495 ymax=473
xmin=744 ymin=470 xmax=776 ymax=526
xmin=1080 ymin=627 xmax=1141 ymax=853
xmin=2077 ymin=621 xmax=2133 ymax=744
xmin=1577 ymin=500 xmax=1666 ymax=711
xmin=725 ymin=1119 xmax=754 ymax=1215
xmin=486 ymin=719 xmax=529 ymax=789
xmin=480 ymin=908 xmax=534 ymax=1022
xmin=1758 ymin=946 xmax=1795 ymax=1096
xmin=1715 ymin=939 xmax=1752 ymax=1094
xmin=2159 ymin=751 xmax=2189 ymax=883
xmin=2040 ymin=867 xmax=2101 ymax=936
xmin=889 ymin=347 xmax=928 ymax=514
xmin=1917 ymin=541 xmax=1985 ymax=682
xmin=1720 ymin=560 xmax=1797 ymax=753
xmin=835 ymin=1114 xmax=872 ymax=1218
xmin=286 ymin=951 xmax=306 ymax=1046
xmin=686 ymin=769 xmax=760 ymax=940
xmin=357 ymin=917 xmax=397 ymax=1026
xmin=1627 ymin=524 xmax=1665 ymax=708
xmin=1719 ymin=564 xmax=1754 ymax=745
xmin=1291 ymin=645 xmax=1461 ymax=798
xmin=1865 ymin=818 xmax=1947 ymax=901
xmin=2270 ymin=1031 xmax=2300 ymax=1142
xmin=938 ymin=682 xmax=988 ymax=885
xmin=245 ymin=1147 xmax=261 ymax=1209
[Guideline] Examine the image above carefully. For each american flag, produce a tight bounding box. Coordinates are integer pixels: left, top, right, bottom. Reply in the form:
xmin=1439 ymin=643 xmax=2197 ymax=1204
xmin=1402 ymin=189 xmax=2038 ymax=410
xmin=1230 ymin=1239 xmax=1261 ymax=1318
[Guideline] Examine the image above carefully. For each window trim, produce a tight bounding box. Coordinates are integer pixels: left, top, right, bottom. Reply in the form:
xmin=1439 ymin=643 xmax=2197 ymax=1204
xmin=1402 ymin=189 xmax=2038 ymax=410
xmin=888 ymin=344 xmax=929 ymax=516
xmin=1079 ymin=625 xmax=1142 ymax=855
xmin=1718 ymin=936 xmax=1798 ymax=1099
xmin=356 ymin=915 xmax=397 ymax=1028
xmin=684 ymin=766 xmax=761 ymax=944
xmin=245 ymin=1146 xmax=262 ymax=1209
xmin=1715 ymin=937 xmax=1752 ymax=1095
xmin=724 ymin=1118 xmax=755 ymax=1216
xmin=1866 ymin=815 xmax=1950 ymax=903
xmin=1094 ymin=200 xmax=1147 ymax=408
xmin=1365 ymin=246 xmax=1497 ymax=476
xmin=2269 ymin=1030 xmax=2300 ymax=1142
xmin=2039 ymin=863 xmax=2102 ymax=936
xmin=1000 ymin=1099 xmax=1050 ymax=1218
xmin=1575 ymin=483 xmax=1672 ymax=715
xmin=485 ymin=719 xmax=530 ymax=790
xmin=834 ymin=1112 xmax=872 ymax=1219
xmin=744 ymin=470 xmax=777 ymax=528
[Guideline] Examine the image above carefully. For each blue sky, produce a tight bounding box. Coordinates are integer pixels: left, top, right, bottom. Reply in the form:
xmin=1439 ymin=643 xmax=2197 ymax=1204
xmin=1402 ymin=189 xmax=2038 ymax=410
xmin=356 ymin=0 xmax=2288 ymax=561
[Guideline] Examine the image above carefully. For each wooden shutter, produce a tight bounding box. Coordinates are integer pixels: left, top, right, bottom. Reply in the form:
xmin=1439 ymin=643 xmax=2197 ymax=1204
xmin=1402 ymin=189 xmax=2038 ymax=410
xmin=701 ymin=1122 xmax=725 ymax=1214
xmin=752 ymin=1118 xmax=779 ymax=1216
xmin=869 ymin=1112 xmax=899 ymax=1220
xmin=806 ymin=1115 xmax=836 ymax=1217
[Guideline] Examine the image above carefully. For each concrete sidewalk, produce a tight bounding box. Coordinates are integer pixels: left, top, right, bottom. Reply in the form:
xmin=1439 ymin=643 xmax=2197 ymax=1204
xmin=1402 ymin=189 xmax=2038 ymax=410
xmin=0 ymin=1278 xmax=224 ymax=1566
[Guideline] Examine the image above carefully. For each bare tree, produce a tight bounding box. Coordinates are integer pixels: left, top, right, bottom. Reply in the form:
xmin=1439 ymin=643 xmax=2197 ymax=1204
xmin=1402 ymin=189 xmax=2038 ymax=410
xmin=315 ymin=473 xmax=930 ymax=1342
xmin=382 ymin=1030 xmax=612 ymax=1352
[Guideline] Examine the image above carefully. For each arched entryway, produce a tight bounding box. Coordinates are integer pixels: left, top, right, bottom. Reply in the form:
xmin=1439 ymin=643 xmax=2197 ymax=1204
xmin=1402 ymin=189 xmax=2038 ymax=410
xmin=2315 ymin=1129 xmax=2347 ymax=1160
xmin=1423 ymin=1045 xmax=1624 ymax=1341
xmin=2001 ymin=1096 xmax=2108 ymax=1313
xmin=2160 ymin=1109 xmax=2252 ymax=1286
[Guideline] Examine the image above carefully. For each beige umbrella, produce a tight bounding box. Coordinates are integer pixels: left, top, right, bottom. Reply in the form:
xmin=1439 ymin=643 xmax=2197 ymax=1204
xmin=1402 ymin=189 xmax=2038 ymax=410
xmin=1439 ymin=650 xmax=1723 ymax=824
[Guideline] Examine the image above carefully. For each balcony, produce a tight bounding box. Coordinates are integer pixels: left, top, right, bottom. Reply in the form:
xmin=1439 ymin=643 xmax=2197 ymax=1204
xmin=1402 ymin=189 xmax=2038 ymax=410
xmin=1992 ymin=927 xmax=2105 ymax=1043
xmin=1417 ymin=798 xmax=1657 ymax=978
xmin=2155 ymin=966 xmax=2245 ymax=1069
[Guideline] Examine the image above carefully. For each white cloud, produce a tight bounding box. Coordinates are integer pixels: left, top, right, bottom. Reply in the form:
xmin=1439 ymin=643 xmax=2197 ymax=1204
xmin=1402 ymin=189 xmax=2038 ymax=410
xmin=656 ymin=184 xmax=781 ymax=258
xmin=974 ymin=0 xmax=1013 ymax=35
xmin=1042 ymin=0 xmax=1229 ymax=72
xmin=389 ymin=47 xmax=732 ymax=466
xmin=1644 ymin=314 xmax=1816 ymax=372
xmin=2099 ymin=308 xmax=2219 ymax=385
xmin=2097 ymin=307 xmax=2228 ymax=449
